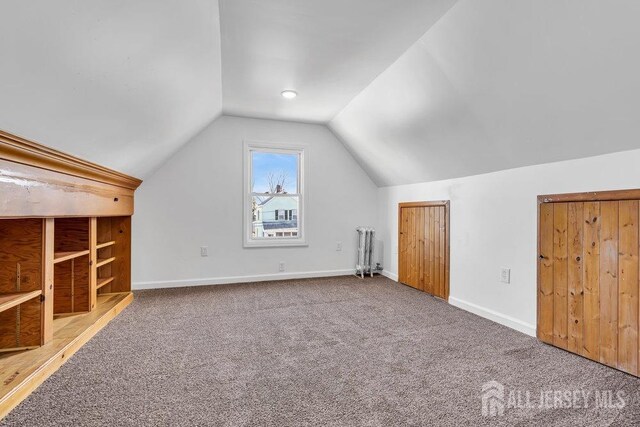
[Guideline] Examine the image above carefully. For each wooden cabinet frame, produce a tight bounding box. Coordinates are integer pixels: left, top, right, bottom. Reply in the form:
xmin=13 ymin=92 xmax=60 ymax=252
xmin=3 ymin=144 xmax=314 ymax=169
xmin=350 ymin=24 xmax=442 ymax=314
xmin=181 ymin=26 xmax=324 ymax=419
xmin=0 ymin=130 xmax=140 ymax=218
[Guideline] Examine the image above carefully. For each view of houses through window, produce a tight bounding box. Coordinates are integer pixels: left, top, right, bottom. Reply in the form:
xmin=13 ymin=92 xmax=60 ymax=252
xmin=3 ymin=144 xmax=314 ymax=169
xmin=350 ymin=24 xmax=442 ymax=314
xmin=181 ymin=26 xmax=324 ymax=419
xmin=250 ymin=149 xmax=301 ymax=240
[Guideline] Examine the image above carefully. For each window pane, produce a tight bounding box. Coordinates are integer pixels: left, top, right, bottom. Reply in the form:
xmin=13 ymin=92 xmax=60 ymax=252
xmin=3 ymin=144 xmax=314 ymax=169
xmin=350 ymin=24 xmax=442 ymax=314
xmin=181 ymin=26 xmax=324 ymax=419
xmin=251 ymin=151 xmax=298 ymax=194
xmin=251 ymin=195 xmax=299 ymax=238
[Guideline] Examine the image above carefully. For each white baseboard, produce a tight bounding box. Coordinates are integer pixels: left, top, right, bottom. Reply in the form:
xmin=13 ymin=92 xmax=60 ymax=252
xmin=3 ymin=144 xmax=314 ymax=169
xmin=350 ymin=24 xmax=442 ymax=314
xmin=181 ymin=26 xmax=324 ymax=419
xmin=448 ymin=296 xmax=536 ymax=337
xmin=380 ymin=269 xmax=535 ymax=337
xmin=381 ymin=270 xmax=398 ymax=281
xmin=133 ymin=269 xmax=354 ymax=290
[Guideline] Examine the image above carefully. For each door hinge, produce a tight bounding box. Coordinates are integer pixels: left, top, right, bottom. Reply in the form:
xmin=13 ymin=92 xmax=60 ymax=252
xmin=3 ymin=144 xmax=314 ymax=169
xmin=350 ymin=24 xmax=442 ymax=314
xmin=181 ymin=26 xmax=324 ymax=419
xmin=40 ymin=294 xmax=45 ymax=302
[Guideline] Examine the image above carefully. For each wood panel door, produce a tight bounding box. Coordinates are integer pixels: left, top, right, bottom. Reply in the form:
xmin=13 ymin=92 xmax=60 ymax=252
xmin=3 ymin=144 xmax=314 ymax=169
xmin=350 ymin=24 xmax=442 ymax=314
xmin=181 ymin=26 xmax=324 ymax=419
xmin=538 ymin=189 xmax=640 ymax=376
xmin=398 ymin=201 xmax=450 ymax=300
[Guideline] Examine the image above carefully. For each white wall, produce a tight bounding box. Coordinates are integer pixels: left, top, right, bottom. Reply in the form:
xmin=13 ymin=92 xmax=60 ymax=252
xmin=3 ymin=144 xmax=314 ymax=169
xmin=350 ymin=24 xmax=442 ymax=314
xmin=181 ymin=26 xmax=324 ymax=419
xmin=379 ymin=148 xmax=640 ymax=336
xmin=132 ymin=115 xmax=377 ymax=288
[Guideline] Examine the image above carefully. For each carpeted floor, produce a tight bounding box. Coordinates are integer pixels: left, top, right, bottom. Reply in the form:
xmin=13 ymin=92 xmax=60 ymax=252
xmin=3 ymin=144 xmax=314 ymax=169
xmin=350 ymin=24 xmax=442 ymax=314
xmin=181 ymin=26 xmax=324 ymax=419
xmin=3 ymin=276 xmax=640 ymax=426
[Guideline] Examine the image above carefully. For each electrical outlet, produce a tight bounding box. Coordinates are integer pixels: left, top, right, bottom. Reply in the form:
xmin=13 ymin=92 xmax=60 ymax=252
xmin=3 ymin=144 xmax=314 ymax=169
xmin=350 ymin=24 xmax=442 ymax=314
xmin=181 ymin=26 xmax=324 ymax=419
xmin=500 ymin=267 xmax=511 ymax=284
xmin=336 ymin=241 xmax=342 ymax=251
xmin=200 ymin=246 xmax=208 ymax=257
xmin=279 ymin=262 xmax=285 ymax=272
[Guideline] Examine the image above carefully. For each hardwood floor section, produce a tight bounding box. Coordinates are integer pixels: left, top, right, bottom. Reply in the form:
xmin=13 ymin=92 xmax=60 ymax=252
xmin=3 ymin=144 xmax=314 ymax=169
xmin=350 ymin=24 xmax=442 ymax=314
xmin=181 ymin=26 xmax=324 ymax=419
xmin=0 ymin=292 xmax=132 ymax=420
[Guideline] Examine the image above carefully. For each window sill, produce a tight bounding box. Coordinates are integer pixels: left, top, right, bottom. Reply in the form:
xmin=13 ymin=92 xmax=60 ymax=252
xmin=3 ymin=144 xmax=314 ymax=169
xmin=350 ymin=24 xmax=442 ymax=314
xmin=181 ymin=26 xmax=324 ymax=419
xmin=244 ymin=239 xmax=308 ymax=248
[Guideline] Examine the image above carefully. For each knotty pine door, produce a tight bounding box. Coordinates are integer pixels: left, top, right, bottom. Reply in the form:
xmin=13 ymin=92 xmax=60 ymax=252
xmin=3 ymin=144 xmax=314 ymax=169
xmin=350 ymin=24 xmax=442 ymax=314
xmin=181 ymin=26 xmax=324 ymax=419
xmin=398 ymin=201 xmax=449 ymax=300
xmin=538 ymin=195 xmax=640 ymax=376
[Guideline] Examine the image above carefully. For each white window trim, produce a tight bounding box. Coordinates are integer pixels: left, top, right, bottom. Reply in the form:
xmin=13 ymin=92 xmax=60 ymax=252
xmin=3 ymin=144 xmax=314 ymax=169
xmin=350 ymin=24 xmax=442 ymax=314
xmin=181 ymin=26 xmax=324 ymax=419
xmin=243 ymin=140 xmax=308 ymax=248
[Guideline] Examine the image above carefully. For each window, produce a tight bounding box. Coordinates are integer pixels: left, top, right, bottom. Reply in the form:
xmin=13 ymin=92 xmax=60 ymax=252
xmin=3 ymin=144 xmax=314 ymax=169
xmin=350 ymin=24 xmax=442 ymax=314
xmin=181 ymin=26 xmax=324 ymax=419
xmin=244 ymin=142 xmax=306 ymax=247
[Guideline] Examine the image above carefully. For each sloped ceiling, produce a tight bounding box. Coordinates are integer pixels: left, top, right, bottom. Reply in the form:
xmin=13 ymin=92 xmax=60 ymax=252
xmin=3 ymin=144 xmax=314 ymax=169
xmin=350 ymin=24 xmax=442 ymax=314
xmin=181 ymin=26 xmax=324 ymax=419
xmin=0 ymin=0 xmax=222 ymax=178
xmin=3 ymin=1 xmax=640 ymax=185
xmin=219 ymin=0 xmax=457 ymax=123
xmin=330 ymin=0 xmax=640 ymax=186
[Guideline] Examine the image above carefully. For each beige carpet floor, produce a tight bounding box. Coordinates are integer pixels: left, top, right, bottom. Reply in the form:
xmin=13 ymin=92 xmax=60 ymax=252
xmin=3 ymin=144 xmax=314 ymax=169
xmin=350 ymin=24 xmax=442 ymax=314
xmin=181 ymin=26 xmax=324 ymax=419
xmin=2 ymin=276 xmax=640 ymax=426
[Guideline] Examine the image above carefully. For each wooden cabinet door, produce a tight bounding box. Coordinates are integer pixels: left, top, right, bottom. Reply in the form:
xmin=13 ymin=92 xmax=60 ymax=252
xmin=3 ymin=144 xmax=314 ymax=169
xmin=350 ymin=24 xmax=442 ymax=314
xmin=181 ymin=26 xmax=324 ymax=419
xmin=399 ymin=207 xmax=422 ymax=291
xmin=538 ymin=195 xmax=640 ymax=376
xmin=398 ymin=202 xmax=449 ymax=300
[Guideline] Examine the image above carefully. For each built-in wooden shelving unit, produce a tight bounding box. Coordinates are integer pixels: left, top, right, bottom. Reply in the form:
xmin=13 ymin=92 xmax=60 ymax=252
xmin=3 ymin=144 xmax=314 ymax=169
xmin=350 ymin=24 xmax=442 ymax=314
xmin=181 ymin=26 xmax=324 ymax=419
xmin=0 ymin=129 xmax=141 ymax=419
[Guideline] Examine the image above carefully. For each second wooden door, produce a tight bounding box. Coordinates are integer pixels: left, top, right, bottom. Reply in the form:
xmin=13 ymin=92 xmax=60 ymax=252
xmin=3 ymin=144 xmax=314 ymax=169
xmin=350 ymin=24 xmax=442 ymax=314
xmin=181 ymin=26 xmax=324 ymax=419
xmin=538 ymin=191 xmax=640 ymax=377
xmin=398 ymin=201 xmax=449 ymax=300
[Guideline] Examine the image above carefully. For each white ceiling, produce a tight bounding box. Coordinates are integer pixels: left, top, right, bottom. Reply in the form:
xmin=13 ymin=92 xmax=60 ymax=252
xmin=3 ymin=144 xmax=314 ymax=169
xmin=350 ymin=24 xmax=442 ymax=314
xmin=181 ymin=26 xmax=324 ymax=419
xmin=3 ymin=1 xmax=640 ymax=186
xmin=0 ymin=0 xmax=222 ymax=178
xmin=330 ymin=0 xmax=640 ymax=186
xmin=219 ymin=0 xmax=457 ymax=123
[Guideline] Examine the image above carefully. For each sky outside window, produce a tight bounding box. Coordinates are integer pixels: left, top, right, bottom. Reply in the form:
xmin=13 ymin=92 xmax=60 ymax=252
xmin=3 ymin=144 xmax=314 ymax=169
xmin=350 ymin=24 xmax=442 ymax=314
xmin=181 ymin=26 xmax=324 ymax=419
xmin=251 ymin=151 xmax=298 ymax=193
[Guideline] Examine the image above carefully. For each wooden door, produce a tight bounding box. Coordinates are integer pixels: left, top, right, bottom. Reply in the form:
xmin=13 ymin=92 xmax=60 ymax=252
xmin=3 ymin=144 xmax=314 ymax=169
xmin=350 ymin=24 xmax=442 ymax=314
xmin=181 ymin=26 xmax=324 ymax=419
xmin=538 ymin=189 xmax=640 ymax=376
xmin=398 ymin=201 xmax=450 ymax=300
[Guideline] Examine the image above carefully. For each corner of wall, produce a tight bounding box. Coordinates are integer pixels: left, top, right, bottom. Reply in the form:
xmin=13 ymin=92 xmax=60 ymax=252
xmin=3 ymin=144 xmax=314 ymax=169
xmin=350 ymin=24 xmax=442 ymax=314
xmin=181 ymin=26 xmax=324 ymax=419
xmin=325 ymin=123 xmax=381 ymax=189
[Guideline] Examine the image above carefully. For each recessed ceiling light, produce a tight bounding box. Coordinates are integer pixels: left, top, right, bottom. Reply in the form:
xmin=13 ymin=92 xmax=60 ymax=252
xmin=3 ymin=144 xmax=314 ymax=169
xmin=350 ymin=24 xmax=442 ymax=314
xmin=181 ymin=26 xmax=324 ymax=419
xmin=281 ymin=90 xmax=297 ymax=99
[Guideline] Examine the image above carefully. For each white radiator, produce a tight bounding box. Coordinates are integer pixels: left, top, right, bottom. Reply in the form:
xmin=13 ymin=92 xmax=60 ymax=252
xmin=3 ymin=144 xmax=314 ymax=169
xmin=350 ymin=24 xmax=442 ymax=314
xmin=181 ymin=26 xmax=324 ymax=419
xmin=355 ymin=227 xmax=376 ymax=278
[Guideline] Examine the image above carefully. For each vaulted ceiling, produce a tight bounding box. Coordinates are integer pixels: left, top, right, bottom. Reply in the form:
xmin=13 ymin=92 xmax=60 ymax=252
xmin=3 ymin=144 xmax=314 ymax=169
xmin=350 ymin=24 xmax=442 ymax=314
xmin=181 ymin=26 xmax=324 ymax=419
xmin=0 ymin=0 xmax=223 ymax=178
xmin=330 ymin=0 xmax=640 ymax=186
xmin=219 ymin=0 xmax=457 ymax=123
xmin=2 ymin=1 xmax=640 ymax=185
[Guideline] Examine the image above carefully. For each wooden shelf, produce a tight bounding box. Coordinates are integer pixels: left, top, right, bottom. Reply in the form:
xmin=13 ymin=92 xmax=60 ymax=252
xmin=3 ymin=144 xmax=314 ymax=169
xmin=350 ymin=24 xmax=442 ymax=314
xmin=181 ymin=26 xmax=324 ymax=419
xmin=0 ymin=290 xmax=42 ymax=313
xmin=53 ymin=250 xmax=90 ymax=264
xmin=96 ymin=277 xmax=114 ymax=290
xmin=96 ymin=241 xmax=115 ymax=250
xmin=96 ymin=257 xmax=115 ymax=268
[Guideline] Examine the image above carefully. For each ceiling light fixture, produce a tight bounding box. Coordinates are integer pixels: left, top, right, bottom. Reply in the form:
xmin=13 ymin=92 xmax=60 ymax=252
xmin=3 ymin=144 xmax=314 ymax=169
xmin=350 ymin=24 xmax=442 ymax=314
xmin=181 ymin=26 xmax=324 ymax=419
xmin=281 ymin=90 xmax=297 ymax=99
